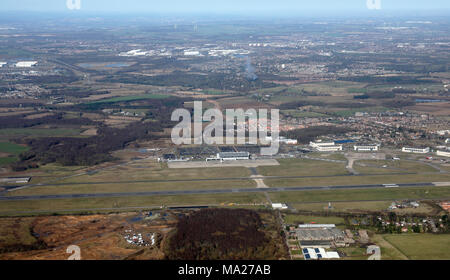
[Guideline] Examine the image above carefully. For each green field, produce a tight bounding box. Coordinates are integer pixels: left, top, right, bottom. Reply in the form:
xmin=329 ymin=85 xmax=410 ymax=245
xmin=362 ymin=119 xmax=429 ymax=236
xmin=88 ymin=94 xmax=169 ymax=104
xmin=0 ymin=142 xmax=29 ymax=166
xmin=264 ymin=172 xmax=450 ymax=188
xmin=6 ymin=179 xmax=256 ymax=197
xmin=0 ymin=157 xmax=18 ymax=166
xmin=257 ymin=158 xmax=348 ymax=177
xmin=281 ymin=110 xmax=328 ymax=118
xmin=283 ymin=214 xmax=345 ymax=225
xmin=355 ymin=160 xmax=438 ymax=174
xmin=0 ymin=193 xmax=267 ymax=216
xmin=288 ymin=200 xmax=435 ymax=214
xmin=0 ymin=142 xmax=29 ymax=155
xmin=5 ymin=161 xmax=256 ymax=196
xmin=370 ymin=234 xmax=409 ymax=260
xmin=269 ymin=186 xmax=450 ymax=203
xmin=383 ymin=234 xmax=450 ymax=260
xmin=338 ymin=246 xmax=368 ymax=260
xmin=56 ymin=162 xmax=252 ymax=184
xmin=0 ymin=128 xmax=82 ymax=137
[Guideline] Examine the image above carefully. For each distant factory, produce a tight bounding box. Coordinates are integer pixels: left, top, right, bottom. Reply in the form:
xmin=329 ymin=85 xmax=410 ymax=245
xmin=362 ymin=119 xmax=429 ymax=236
xmin=119 ymin=49 xmax=151 ymax=56
xmin=15 ymin=61 xmax=38 ymax=68
xmin=184 ymin=50 xmax=201 ymax=56
xmin=266 ymin=136 xmax=298 ymax=145
xmin=402 ymin=147 xmax=430 ymax=154
xmin=310 ymin=141 xmax=343 ymax=152
xmin=354 ymin=144 xmax=380 ymax=152
xmin=216 ymin=152 xmax=250 ymax=161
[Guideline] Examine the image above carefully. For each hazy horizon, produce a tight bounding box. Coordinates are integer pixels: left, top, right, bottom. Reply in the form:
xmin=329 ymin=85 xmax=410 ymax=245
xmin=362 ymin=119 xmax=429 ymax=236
xmin=0 ymin=0 xmax=449 ymax=15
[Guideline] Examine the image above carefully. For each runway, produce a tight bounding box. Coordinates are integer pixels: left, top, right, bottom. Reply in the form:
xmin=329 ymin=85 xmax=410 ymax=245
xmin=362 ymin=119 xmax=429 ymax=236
xmin=0 ymin=182 xmax=438 ymax=201
xmin=1 ymin=172 xmax=418 ymax=191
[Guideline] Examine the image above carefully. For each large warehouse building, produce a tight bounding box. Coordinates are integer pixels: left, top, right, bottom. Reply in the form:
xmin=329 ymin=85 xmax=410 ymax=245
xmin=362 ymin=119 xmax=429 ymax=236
xmin=402 ymin=147 xmax=430 ymax=154
xmin=310 ymin=141 xmax=343 ymax=152
xmin=216 ymin=152 xmax=250 ymax=161
xmin=296 ymin=224 xmax=347 ymax=248
xmin=15 ymin=61 xmax=38 ymax=68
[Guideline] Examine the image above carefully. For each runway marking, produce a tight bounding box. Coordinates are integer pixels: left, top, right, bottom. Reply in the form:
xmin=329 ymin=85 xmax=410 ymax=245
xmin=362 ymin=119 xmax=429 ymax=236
xmin=433 ymin=182 xmax=450 ymax=187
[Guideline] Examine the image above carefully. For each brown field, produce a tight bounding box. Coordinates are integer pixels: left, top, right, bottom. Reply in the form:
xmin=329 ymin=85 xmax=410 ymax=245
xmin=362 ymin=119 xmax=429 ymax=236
xmin=0 ymin=109 xmax=35 ymax=117
xmin=104 ymin=115 xmax=142 ymax=128
xmin=23 ymin=112 xmax=54 ymax=119
xmin=0 ymin=212 xmax=175 ymax=260
xmin=80 ymin=127 xmax=98 ymax=136
xmin=407 ymin=102 xmax=450 ymax=116
xmin=216 ymin=96 xmax=271 ymax=109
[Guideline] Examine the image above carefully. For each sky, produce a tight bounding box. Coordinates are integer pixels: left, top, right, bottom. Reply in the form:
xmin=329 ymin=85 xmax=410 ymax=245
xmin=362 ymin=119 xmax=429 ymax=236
xmin=0 ymin=0 xmax=449 ymax=14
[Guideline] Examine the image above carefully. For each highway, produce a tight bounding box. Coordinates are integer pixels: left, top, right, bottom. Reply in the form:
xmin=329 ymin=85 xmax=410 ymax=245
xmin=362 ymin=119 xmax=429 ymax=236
xmin=0 ymin=182 xmax=442 ymax=201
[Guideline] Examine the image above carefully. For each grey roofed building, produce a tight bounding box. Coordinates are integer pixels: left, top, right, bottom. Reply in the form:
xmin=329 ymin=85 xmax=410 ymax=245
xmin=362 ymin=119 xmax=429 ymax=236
xmin=217 ymin=152 xmax=250 ymax=160
xmin=296 ymin=227 xmax=346 ymax=248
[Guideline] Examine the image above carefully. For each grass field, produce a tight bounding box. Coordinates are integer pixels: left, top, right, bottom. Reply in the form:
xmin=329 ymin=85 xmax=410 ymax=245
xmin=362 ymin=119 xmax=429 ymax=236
xmin=308 ymin=152 xmax=347 ymax=161
xmin=0 ymin=142 xmax=29 ymax=166
xmin=338 ymin=246 xmax=368 ymax=260
xmin=268 ymin=81 xmax=367 ymax=98
xmin=0 ymin=157 xmax=18 ymax=166
xmin=264 ymin=172 xmax=450 ymax=188
xmin=0 ymin=142 xmax=29 ymax=155
xmin=383 ymin=234 xmax=450 ymax=260
xmin=87 ymin=94 xmax=169 ymax=104
xmin=355 ymin=160 xmax=438 ymax=174
xmin=282 ymin=214 xmax=345 ymax=225
xmin=269 ymin=186 xmax=450 ymax=203
xmin=0 ymin=193 xmax=267 ymax=216
xmin=56 ymin=162 xmax=252 ymax=184
xmin=257 ymin=158 xmax=348 ymax=177
xmin=6 ymin=178 xmax=256 ymax=197
xmin=288 ymin=200 xmax=435 ymax=214
xmin=370 ymin=234 xmax=409 ymax=260
xmin=290 ymin=201 xmax=391 ymax=212
xmin=281 ymin=110 xmax=327 ymax=118
xmin=0 ymin=128 xmax=82 ymax=137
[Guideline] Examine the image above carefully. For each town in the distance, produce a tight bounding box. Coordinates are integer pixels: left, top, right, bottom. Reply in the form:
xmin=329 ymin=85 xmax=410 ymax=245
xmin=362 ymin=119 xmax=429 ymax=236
xmin=0 ymin=4 xmax=449 ymax=261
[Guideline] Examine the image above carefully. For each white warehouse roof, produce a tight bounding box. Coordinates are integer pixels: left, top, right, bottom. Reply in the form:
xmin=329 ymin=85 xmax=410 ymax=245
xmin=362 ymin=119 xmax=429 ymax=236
xmin=299 ymin=224 xmax=336 ymax=228
xmin=16 ymin=61 xmax=37 ymax=67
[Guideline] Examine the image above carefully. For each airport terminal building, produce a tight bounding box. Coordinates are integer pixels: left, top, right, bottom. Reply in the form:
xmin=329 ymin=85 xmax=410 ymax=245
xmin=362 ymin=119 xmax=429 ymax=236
xmin=217 ymin=152 xmax=251 ymax=161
